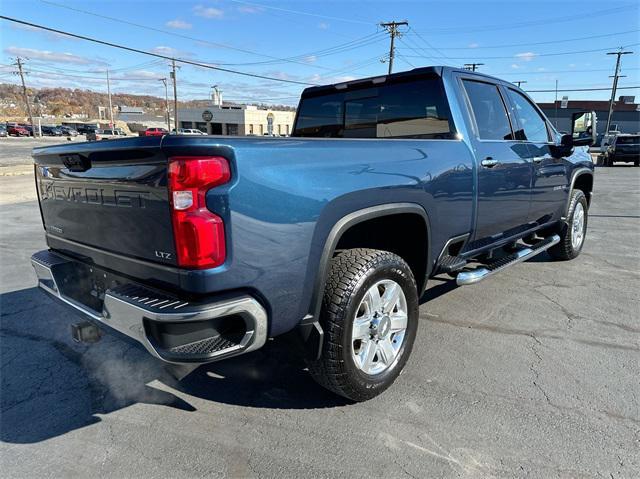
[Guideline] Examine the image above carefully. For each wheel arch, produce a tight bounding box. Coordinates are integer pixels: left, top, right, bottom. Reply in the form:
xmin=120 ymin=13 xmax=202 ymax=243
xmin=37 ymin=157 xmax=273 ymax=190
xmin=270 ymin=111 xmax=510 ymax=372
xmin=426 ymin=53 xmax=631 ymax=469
xmin=568 ymin=168 xmax=594 ymax=209
xmin=307 ymin=203 xmax=432 ymax=322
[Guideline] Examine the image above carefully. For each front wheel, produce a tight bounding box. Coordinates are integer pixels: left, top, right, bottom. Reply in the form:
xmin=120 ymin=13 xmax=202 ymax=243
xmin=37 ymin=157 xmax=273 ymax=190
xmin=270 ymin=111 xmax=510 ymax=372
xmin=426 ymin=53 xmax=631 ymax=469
xmin=307 ymin=248 xmax=419 ymax=401
xmin=548 ymin=189 xmax=588 ymax=260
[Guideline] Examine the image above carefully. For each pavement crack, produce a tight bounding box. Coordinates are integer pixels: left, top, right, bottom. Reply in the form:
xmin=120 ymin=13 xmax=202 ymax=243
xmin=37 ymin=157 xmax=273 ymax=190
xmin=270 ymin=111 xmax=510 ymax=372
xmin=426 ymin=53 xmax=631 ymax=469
xmin=528 ymin=335 xmax=551 ymax=405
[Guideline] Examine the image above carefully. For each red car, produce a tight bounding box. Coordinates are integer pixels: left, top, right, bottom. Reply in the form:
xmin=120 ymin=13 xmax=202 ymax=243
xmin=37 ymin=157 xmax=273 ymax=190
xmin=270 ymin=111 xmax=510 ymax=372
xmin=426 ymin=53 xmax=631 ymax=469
xmin=142 ymin=127 xmax=168 ymax=137
xmin=8 ymin=126 xmax=29 ymax=136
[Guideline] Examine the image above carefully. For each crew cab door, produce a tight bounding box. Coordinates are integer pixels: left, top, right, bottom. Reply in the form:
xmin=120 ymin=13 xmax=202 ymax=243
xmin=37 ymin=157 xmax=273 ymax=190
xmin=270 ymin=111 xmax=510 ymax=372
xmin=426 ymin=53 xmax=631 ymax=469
xmin=503 ymin=87 xmax=568 ymax=223
xmin=459 ymin=77 xmax=533 ymax=242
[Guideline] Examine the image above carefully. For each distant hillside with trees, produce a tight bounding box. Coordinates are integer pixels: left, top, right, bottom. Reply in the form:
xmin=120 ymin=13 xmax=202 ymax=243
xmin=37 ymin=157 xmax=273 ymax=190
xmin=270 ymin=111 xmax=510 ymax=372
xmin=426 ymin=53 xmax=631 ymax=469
xmin=0 ymin=83 xmax=295 ymax=120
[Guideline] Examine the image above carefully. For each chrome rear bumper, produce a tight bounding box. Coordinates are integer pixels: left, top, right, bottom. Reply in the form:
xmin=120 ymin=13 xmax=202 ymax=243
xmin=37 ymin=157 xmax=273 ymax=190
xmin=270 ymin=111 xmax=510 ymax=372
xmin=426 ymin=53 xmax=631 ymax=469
xmin=31 ymin=250 xmax=268 ymax=364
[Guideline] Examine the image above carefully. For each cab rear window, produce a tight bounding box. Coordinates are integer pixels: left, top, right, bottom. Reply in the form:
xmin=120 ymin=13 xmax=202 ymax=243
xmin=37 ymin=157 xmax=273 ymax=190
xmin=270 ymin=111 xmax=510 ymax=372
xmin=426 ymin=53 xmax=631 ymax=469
xmin=293 ymin=77 xmax=456 ymax=139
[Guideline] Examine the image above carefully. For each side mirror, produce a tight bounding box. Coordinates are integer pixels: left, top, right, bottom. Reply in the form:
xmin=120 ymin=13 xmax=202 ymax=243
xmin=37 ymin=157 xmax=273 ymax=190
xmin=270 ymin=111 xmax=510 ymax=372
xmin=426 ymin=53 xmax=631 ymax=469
xmin=571 ymin=110 xmax=597 ymax=146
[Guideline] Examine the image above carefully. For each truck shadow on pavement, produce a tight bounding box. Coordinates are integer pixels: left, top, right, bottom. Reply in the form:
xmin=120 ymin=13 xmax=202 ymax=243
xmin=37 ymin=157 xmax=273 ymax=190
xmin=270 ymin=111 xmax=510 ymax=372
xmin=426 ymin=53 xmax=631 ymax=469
xmin=0 ymin=287 xmax=346 ymax=444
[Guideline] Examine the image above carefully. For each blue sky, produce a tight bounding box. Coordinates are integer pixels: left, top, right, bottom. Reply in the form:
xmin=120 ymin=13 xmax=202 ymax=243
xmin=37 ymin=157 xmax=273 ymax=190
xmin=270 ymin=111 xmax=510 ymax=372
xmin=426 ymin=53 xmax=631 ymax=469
xmin=1 ymin=0 xmax=639 ymax=105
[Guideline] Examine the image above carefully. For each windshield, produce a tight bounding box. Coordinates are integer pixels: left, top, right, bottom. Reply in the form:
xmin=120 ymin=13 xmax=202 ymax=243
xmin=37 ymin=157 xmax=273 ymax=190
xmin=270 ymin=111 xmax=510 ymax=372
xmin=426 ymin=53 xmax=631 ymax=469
xmin=293 ymin=76 xmax=455 ymax=139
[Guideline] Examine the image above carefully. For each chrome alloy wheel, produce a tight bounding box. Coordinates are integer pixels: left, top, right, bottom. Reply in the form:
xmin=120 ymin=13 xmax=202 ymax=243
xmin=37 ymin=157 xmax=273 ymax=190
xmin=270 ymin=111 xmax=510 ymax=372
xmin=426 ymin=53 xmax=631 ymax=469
xmin=571 ymin=202 xmax=585 ymax=250
xmin=351 ymin=279 xmax=408 ymax=376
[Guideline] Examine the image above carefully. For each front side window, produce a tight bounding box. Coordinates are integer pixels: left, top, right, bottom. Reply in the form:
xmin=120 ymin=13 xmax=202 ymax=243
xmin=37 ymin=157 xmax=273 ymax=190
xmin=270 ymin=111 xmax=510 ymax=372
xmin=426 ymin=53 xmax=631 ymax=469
xmin=293 ymin=77 xmax=455 ymax=139
xmin=506 ymin=89 xmax=550 ymax=142
xmin=462 ymin=80 xmax=513 ymax=141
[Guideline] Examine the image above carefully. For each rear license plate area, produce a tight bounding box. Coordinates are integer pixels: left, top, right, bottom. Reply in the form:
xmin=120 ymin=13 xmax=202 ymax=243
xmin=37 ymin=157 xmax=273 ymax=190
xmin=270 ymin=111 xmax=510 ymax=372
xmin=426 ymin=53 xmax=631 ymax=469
xmin=55 ymin=261 xmax=126 ymax=313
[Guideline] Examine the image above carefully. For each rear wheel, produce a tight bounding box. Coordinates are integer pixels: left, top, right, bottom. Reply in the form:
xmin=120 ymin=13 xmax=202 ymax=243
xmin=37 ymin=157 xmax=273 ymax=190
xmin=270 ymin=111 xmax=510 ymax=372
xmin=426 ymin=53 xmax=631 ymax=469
xmin=307 ymin=248 xmax=419 ymax=401
xmin=548 ymin=189 xmax=588 ymax=260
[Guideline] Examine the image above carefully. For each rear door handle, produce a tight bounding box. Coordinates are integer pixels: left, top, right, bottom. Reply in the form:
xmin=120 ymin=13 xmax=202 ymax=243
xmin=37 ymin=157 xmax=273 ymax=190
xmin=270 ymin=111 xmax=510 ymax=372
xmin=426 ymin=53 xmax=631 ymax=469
xmin=481 ymin=157 xmax=498 ymax=168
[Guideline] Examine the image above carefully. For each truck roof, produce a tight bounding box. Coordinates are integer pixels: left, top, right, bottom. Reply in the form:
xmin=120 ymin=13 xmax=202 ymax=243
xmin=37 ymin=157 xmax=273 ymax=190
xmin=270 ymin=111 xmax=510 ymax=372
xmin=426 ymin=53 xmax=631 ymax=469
xmin=300 ymin=66 xmax=510 ymax=97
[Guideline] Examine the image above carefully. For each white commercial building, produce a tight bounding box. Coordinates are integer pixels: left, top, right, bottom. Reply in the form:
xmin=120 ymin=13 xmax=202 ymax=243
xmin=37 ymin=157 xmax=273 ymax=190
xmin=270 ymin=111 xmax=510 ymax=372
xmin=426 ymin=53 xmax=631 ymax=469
xmin=177 ymin=90 xmax=296 ymax=136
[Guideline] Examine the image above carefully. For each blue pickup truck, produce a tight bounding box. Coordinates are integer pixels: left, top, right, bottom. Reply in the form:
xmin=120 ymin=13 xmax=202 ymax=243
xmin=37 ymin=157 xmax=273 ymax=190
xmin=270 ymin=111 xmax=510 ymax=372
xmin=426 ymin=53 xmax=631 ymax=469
xmin=31 ymin=66 xmax=596 ymax=401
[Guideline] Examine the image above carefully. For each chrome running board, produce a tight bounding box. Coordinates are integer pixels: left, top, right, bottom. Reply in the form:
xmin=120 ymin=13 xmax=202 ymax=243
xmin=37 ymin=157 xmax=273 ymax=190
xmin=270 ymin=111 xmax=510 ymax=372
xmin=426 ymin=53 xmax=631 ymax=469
xmin=456 ymin=235 xmax=561 ymax=286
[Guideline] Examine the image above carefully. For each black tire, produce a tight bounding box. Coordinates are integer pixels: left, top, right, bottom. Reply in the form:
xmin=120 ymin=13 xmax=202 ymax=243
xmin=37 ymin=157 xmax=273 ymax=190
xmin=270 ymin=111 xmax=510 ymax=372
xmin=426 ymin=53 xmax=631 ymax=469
xmin=634 ymin=159 xmax=639 ymax=167
xmin=307 ymin=248 xmax=419 ymax=401
xmin=548 ymin=189 xmax=588 ymax=261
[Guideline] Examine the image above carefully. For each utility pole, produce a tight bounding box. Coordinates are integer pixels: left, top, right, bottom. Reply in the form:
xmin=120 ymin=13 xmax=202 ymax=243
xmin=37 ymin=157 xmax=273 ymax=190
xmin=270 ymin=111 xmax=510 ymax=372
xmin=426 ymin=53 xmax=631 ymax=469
xmin=170 ymin=59 xmax=179 ymax=133
xmin=514 ymin=80 xmax=527 ymax=88
xmin=159 ymin=78 xmax=170 ymax=131
xmin=14 ymin=57 xmax=36 ymax=137
xmin=605 ymin=49 xmax=633 ymax=134
xmin=463 ymin=63 xmax=484 ymax=72
xmin=380 ymin=20 xmax=408 ymax=75
xmin=106 ymin=68 xmax=115 ymax=129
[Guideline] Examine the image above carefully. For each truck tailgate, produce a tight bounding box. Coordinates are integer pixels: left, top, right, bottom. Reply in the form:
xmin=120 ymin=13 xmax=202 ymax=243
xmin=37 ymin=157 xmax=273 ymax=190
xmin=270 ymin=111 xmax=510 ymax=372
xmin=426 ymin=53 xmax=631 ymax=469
xmin=33 ymin=137 xmax=177 ymax=266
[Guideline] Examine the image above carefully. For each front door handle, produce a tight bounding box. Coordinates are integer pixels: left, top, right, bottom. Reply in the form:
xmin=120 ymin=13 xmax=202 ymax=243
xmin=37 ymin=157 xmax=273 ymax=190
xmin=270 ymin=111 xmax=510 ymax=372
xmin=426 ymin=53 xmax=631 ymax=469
xmin=532 ymin=155 xmax=552 ymax=163
xmin=481 ymin=157 xmax=498 ymax=168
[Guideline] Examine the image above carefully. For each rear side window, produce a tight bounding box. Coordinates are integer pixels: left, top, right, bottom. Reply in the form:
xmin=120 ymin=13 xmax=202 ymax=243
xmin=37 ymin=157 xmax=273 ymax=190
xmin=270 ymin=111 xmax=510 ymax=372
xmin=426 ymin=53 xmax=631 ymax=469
xmin=506 ymin=89 xmax=550 ymax=142
xmin=293 ymin=77 xmax=455 ymax=139
xmin=462 ymin=80 xmax=513 ymax=141
xmin=617 ymin=136 xmax=639 ymax=144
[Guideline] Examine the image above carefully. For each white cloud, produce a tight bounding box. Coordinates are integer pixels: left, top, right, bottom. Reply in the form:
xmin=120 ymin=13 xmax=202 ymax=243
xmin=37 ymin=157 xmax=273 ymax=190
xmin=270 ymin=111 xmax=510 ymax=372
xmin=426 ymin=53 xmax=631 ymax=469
xmin=304 ymin=55 xmax=317 ymax=64
xmin=120 ymin=70 xmax=165 ymax=80
xmin=511 ymin=64 xmax=520 ymax=69
xmin=11 ymin=24 xmax=71 ymax=41
xmin=468 ymin=42 xmax=479 ymax=48
xmin=166 ymin=19 xmax=192 ymax=29
xmin=150 ymin=46 xmax=191 ymax=58
xmin=193 ymin=5 xmax=224 ymax=19
xmin=515 ymin=52 xmax=537 ymax=62
xmin=318 ymin=22 xmax=329 ymax=30
xmin=3 ymin=46 xmax=105 ymax=65
xmin=568 ymin=63 xmax=576 ymax=68
xmin=333 ymin=75 xmax=356 ymax=83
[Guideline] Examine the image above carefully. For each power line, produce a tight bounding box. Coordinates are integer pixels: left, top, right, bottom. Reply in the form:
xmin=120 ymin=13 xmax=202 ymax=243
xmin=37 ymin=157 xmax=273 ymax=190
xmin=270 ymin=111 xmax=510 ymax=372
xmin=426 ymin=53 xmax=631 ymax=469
xmin=408 ymin=5 xmax=637 ymax=35
xmin=39 ymin=0 xmax=377 ymax=71
xmin=0 ymin=16 xmax=318 ymax=86
xmin=226 ymin=0 xmax=374 ymax=26
xmin=525 ymin=85 xmax=639 ymax=92
xmin=398 ymin=35 xmax=442 ymax=64
xmin=408 ymin=27 xmax=452 ymax=60
xmin=0 ymin=65 xmax=166 ymax=82
xmin=407 ymin=28 xmax=640 ymax=50
xmin=492 ymin=67 xmax=640 ymax=76
xmin=402 ymin=43 xmax=640 ymax=60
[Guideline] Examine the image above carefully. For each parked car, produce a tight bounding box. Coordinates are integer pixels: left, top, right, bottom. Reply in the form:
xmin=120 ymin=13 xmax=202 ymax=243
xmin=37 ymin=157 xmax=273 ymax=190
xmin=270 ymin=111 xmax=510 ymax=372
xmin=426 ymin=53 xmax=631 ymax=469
xmin=171 ymin=128 xmax=206 ymax=135
xmin=141 ymin=127 xmax=168 ymax=137
xmin=0 ymin=125 xmax=7 ymax=137
xmin=30 ymin=66 xmax=596 ymax=401
xmin=76 ymin=124 xmax=98 ymax=135
xmin=60 ymin=126 xmax=78 ymax=137
xmin=96 ymin=128 xmax=128 ymax=140
xmin=41 ymin=126 xmax=63 ymax=136
xmin=602 ymin=134 xmax=640 ymax=166
xmin=8 ymin=125 xmax=29 ymax=136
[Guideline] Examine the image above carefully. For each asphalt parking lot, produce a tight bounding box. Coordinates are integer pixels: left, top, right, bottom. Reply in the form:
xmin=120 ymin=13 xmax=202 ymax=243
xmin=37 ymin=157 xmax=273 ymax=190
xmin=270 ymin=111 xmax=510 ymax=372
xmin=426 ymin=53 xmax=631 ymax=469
xmin=0 ymin=140 xmax=638 ymax=478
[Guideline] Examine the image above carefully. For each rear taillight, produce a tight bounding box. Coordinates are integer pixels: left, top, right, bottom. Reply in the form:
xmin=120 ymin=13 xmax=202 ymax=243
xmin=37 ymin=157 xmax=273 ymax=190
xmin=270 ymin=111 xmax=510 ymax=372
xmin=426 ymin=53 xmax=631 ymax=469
xmin=168 ymin=156 xmax=231 ymax=269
